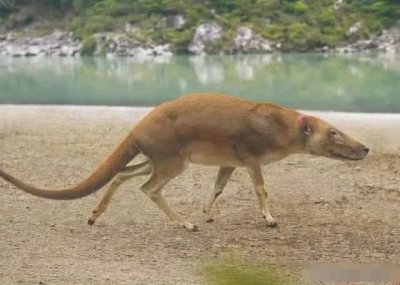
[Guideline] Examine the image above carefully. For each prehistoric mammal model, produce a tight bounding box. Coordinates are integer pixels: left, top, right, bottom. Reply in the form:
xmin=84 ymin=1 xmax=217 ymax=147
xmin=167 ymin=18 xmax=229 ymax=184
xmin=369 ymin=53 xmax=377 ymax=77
xmin=1 ymin=93 xmax=369 ymax=231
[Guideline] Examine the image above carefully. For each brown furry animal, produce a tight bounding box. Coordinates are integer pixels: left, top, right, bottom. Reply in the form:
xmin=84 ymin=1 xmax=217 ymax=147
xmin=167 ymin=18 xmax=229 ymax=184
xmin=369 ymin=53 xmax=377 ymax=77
xmin=0 ymin=93 xmax=369 ymax=230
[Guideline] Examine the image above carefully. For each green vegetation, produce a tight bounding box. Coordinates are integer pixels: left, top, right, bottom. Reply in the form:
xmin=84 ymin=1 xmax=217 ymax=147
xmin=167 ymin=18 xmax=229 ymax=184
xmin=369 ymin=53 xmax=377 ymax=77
xmin=1 ymin=0 xmax=400 ymax=52
xmin=203 ymin=257 xmax=295 ymax=285
xmin=80 ymin=35 xmax=96 ymax=55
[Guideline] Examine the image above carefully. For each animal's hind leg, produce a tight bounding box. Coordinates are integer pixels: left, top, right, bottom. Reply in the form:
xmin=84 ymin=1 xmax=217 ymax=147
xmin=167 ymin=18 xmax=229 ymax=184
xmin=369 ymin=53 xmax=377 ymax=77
xmin=203 ymin=166 xmax=235 ymax=222
xmin=140 ymin=159 xmax=197 ymax=231
xmin=88 ymin=160 xmax=152 ymax=225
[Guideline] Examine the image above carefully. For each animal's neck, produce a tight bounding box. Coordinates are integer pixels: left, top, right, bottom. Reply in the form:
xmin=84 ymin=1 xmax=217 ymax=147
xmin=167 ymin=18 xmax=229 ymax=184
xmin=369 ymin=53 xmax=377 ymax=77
xmin=284 ymin=113 xmax=309 ymax=155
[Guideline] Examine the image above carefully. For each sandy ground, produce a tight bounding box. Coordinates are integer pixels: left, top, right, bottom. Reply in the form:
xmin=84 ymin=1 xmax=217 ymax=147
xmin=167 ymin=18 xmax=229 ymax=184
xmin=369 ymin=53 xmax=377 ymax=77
xmin=0 ymin=105 xmax=399 ymax=285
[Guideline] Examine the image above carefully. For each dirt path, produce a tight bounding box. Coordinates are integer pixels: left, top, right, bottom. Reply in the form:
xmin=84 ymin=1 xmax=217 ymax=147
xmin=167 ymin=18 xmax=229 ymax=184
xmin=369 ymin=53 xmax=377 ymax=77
xmin=1 ymin=106 xmax=399 ymax=284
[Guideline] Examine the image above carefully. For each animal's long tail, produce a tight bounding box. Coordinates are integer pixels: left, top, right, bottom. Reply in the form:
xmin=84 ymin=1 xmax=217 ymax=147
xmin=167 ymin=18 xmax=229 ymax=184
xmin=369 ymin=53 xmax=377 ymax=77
xmin=0 ymin=131 xmax=139 ymax=200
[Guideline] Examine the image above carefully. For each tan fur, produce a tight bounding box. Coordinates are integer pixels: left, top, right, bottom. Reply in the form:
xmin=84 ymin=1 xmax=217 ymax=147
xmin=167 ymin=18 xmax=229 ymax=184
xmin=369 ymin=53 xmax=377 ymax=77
xmin=1 ymin=93 xmax=368 ymax=230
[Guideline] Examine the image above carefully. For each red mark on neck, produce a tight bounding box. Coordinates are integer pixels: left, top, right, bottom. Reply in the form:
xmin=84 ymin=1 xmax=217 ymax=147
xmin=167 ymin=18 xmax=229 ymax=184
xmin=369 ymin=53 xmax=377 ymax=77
xmin=296 ymin=115 xmax=308 ymax=126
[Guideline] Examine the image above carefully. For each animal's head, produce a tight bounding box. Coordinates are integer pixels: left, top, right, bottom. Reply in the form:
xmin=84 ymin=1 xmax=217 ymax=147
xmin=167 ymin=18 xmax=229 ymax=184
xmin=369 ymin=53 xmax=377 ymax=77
xmin=297 ymin=115 xmax=369 ymax=160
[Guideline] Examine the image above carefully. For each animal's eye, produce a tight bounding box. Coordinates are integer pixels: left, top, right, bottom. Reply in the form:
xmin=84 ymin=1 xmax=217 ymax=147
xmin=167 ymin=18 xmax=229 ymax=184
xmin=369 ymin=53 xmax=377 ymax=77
xmin=330 ymin=129 xmax=338 ymax=136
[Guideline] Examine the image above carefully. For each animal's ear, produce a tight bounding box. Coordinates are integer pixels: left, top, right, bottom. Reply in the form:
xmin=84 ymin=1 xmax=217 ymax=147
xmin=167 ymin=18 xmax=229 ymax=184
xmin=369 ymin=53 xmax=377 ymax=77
xmin=297 ymin=115 xmax=310 ymax=136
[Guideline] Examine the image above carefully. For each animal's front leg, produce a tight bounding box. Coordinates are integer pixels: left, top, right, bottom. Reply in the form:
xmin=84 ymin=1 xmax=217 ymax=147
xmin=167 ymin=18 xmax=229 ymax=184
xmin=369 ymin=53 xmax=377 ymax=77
xmin=245 ymin=162 xmax=277 ymax=227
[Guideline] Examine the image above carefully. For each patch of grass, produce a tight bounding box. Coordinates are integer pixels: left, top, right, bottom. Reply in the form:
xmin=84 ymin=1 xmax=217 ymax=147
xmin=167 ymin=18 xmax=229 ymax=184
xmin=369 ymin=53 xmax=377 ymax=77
xmin=80 ymin=35 xmax=96 ymax=56
xmin=203 ymin=257 xmax=295 ymax=285
xmin=289 ymin=1 xmax=309 ymax=15
xmin=164 ymin=28 xmax=194 ymax=52
xmin=78 ymin=14 xmax=116 ymax=37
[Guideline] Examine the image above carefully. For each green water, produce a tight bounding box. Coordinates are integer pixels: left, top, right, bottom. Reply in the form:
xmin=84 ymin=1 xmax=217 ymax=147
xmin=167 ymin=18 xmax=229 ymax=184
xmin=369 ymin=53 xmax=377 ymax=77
xmin=0 ymin=54 xmax=399 ymax=113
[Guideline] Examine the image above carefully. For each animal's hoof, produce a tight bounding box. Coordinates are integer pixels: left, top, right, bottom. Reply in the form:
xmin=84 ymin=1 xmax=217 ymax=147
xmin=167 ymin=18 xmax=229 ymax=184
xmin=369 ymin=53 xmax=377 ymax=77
xmin=87 ymin=219 xmax=95 ymax=226
xmin=266 ymin=220 xmax=278 ymax=228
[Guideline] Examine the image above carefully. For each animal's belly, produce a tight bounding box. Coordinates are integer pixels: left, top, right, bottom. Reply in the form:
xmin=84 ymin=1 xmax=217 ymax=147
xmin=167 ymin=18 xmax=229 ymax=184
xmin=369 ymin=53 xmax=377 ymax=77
xmin=261 ymin=151 xmax=288 ymax=164
xmin=187 ymin=141 xmax=242 ymax=167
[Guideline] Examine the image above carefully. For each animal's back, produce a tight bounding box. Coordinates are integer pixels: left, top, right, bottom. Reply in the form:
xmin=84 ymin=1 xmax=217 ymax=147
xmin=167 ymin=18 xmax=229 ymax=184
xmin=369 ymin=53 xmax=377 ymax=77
xmin=137 ymin=93 xmax=283 ymax=135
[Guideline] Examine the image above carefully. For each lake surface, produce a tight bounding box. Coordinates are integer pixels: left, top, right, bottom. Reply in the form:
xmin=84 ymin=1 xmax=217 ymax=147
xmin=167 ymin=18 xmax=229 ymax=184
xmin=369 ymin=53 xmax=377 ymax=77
xmin=0 ymin=54 xmax=399 ymax=113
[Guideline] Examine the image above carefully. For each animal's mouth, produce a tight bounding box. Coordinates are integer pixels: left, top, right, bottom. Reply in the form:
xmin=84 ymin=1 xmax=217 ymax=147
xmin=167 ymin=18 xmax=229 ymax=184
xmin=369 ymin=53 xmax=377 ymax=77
xmin=329 ymin=149 xmax=366 ymax=161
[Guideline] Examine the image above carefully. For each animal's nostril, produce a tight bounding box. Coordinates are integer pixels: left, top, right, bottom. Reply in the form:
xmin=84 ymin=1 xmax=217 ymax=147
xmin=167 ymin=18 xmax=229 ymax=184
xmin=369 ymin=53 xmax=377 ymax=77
xmin=361 ymin=145 xmax=369 ymax=155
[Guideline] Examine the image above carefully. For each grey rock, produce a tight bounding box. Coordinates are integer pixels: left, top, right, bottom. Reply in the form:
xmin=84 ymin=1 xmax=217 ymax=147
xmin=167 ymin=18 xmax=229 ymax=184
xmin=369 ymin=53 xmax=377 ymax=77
xmin=92 ymin=32 xmax=172 ymax=58
xmin=233 ymin=26 xmax=273 ymax=53
xmin=94 ymin=33 xmax=134 ymax=56
xmin=52 ymin=30 xmax=68 ymax=41
xmin=333 ymin=0 xmax=344 ymax=10
xmin=374 ymin=27 xmax=400 ymax=53
xmin=6 ymin=33 xmax=14 ymax=41
xmin=28 ymin=38 xmax=43 ymax=46
xmin=10 ymin=47 xmax=28 ymax=57
xmin=125 ymin=23 xmax=140 ymax=34
xmin=0 ymin=29 xmax=82 ymax=57
xmin=152 ymin=44 xmax=172 ymax=56
xmin=60 ymin=45 xmax=75 ymax=56
xmin=316 ymin=46 xmax=330 ymax=52
xmin=336 ymin=26 xmax=400 ymax=54
xmin=26 ymin=46 xmax=41 ymax=56
xmin=188 ymin=22 xmax=222 ymax=55
xmin=346 ymin=22 xmax=362 ymax=37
